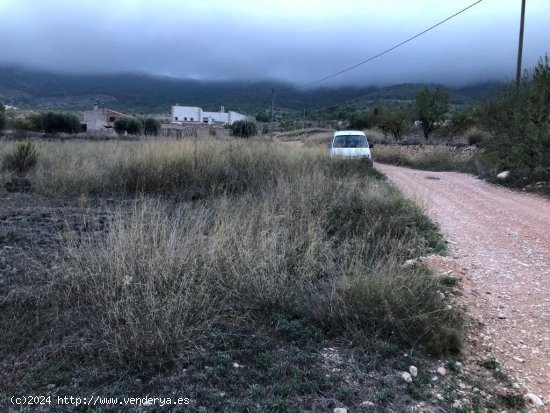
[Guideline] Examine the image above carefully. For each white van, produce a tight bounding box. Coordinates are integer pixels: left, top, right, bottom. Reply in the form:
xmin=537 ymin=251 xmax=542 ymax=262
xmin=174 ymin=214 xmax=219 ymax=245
xmin=329 ymin=130 xmax=373 ymax=161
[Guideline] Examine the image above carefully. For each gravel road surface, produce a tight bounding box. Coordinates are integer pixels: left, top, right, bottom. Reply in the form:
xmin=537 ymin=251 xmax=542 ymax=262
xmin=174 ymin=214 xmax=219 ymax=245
xmin=376 ymin=163 xmax=550 ymax=403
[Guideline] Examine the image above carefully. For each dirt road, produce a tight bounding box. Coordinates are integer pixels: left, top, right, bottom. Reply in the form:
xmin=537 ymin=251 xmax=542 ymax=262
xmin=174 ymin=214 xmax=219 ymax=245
xmin=376 ymin=163 xmax=550 ymax=403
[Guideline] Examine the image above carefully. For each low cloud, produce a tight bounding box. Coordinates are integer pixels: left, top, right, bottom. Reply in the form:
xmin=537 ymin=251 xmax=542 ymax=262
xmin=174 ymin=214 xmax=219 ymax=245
xmin=0 ymin=0 xmax=548 ymax=86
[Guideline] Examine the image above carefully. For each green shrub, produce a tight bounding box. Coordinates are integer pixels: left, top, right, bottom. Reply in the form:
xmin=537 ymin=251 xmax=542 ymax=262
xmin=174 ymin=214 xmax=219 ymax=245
xmin=1 ymin=141 xmax=39 ymax=176
xmin=114 ymin=117 xmax=142 ymax=135
xmin=444 ymin=110 xmax=476 ymax=140
xmin=23 ymin=112 xmax=80 ymax=134
xmin=14 ymin=118 xmax=36 ymax=131
xmin=255 ymin=112 xmax=270 ymax=123
xmin=348 ymin=112 xmax=372 ymax=130
xmin=478 ymin=55 xmax=550 ymax=185
xmin=231 ymin=120 xmax=258 ymax=138
xmin=465 ymin=127 xmax=487 ymax=146
xmin=142 ymin=117 xmax=160 ymax=136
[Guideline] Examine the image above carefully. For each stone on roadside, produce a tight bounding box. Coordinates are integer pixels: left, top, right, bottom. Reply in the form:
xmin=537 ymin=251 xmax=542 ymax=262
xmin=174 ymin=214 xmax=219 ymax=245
xmin=497 ymin=171 xmax=510 ymax=179
xmin=359 ymin=401 xmax=375 ymax=407
xmin=437 ymin=367 xmax=446 ymax=376
xmin=401 ymin=372 xmax=413 ymax=383
xmin=524 ymin=393 xmax=544 ymax=408
xmin=334 ymin=408 xmax=348 ymax=413
xmin=403 ymin=258 xmax=420 ymax=268
xmin=409 ymin=365 xmax=418 ymax=377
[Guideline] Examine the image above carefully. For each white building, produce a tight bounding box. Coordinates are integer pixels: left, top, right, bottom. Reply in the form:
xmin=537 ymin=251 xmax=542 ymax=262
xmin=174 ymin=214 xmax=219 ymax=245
xmin=171 ymin=105 xmax=247 ymax=126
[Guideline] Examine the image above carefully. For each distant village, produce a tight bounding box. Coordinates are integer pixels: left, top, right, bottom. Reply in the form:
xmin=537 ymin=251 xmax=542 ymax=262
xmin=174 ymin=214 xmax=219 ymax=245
xmin=81 ymin=103 xmax=247 ymax=135
xmin=1 ymin=102 xmax=250 ymax=138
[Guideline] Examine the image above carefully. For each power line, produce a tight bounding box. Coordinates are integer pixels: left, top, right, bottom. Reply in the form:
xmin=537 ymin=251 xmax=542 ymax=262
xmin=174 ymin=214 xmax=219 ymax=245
xmin=295 ymin=0 xmax=484 ymax=89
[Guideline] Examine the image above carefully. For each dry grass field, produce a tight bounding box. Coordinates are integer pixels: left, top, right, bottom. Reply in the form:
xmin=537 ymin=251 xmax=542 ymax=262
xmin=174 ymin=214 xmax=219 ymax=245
xmin=0 ymin=138 xmax=525 ymax=412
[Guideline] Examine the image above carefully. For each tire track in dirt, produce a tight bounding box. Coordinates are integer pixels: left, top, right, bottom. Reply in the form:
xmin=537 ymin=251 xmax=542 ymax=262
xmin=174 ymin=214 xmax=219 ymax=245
xmin=376 ymin=163 xmax=550 ymax=405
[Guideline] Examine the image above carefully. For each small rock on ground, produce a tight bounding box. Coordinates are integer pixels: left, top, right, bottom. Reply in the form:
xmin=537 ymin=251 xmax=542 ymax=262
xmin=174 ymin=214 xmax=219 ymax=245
xmin=401 ymin=372 xmax=413 ymax=383
xmin=524 ymin=393 xmax=544 ymax=409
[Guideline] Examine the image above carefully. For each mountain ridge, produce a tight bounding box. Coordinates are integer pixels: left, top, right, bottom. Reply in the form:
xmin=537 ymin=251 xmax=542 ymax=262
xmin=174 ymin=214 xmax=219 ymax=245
xmin=0 ymin=66 xmax=503 ymax=115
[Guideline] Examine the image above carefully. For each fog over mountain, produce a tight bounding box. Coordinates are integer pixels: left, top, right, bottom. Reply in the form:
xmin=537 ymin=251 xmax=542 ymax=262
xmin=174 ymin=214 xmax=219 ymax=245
xmin=0 ymin=0 xmax=548 ymax=87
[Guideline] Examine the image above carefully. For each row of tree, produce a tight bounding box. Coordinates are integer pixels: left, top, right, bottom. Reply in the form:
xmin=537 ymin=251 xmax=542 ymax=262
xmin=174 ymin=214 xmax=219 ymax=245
xmin=14 ymin=112 xmax=81 ymax=133
xmin=347 ymin=87 xmax=464 ymax=140
xmin=0 ymin=110 xmax=161 ymax=136
xmin=347 ymin=55 xmax=550 ymax=184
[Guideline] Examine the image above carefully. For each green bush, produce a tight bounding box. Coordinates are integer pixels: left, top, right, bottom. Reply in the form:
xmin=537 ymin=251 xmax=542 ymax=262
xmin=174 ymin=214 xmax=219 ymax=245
xmin=21 ymin=112 xmax=80 ymax=134
xmin=348 ymin=112 xmax=372 ymax=130
xmin=114 ymin=117 xmax=142 ymax=135
xmin=231 ymin=120 xmax=258 ymax=138
xmin=255 ymin=112 xmax=270 ymax=123
xmin=1 ymin=141 xmax=39 ymax=176
xmin=444 ymin=110 xmax=476 ymax=140
xmin=14 ymin=118 xmax=36 ymax=131
xmin=142 ymin=117 xmax=160 ymax=136
xmin=478 ymin=55 xmax=550 ymax=184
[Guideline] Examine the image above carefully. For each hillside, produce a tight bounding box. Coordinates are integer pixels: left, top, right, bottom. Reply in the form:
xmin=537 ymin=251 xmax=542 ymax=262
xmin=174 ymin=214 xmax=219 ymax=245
xmin=0 ymin=66 xmax=502 ymax=115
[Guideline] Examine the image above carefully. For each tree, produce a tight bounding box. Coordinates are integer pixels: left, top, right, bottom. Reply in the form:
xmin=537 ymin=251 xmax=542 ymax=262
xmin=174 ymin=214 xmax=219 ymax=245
xmin=18 ymin=112 xmax=80 ymax=134
xmin=444 ymin=109 xmax=476 ymax=140
xmin=415 ymin=87 xmax=450 ymax=139
xmin=231 ymin=120 xmax=258 ymax=138
xmin=41 ymin=112 xmax=80 ymax=133
xmin=142 ymin=117 xmax=160 ymax=136
xmin=369 ymin=108 xmax=411 ymax=141
xmin=255 ymin=112 xmax=270 ymax=123
xmin=348 ymin=112 xmax=372 ymax=130
xmin=114 ymin=117 xmax=142 ymax=135
xmin=380 ymin=108 xmax=411 ymax=141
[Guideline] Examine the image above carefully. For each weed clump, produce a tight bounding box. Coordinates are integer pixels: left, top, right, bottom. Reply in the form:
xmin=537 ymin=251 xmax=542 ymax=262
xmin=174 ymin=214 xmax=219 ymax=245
xmin=2 ymin=141 xmax=38 ymax=176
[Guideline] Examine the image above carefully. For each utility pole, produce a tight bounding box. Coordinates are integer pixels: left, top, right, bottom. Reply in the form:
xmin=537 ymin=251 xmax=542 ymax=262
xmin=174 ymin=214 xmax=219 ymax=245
xmin=269 ymin=89 xmax=275 ymax=141
xmin=516 ymin=0 xmax=526 ymax=87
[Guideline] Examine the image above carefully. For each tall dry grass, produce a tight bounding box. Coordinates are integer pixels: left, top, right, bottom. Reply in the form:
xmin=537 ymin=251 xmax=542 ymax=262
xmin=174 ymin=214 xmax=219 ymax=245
xmin=373 ymin=144 xmax=482 ymax=174
xmin=28 ymin=139 xmax=460 ymax=368
xmin=0 ymin=139 xmax=329 ymax=197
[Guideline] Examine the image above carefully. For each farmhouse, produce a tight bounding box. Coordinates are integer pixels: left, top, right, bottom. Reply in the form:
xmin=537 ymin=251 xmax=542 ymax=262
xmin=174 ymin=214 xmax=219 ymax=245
xmin=81 ymin=103 xmax=127 ymax=132
xmin=171 ymin=105 xmax=247 ymax=126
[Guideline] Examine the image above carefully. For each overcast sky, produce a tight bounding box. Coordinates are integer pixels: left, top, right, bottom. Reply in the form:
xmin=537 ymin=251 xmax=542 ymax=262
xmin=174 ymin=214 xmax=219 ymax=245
xmin=0 ymin=0 xmax=548 ymax=86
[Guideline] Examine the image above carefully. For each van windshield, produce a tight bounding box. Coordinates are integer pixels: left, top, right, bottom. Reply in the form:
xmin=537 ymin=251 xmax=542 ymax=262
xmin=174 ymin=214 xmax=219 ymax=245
xmin=333 ymin=135 xmax=367 ymax=148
